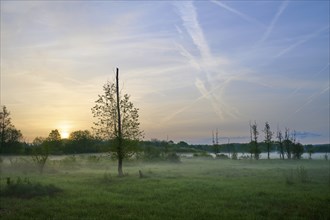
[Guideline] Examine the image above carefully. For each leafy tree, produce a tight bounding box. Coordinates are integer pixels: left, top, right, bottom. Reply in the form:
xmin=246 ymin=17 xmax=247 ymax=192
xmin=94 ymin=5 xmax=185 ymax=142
xmin=68 ymin=130 xmax=94 ymax=153
xmin=0 ymin=106 xmax=23 ymax=154
xmin=46 ymin=129 xmax=62 ymax=154
xmin=32 ymin=136 xmax=48 ymax=174
xmin=292 ymin=142 xmax=304 ymax=159
xmin=306 ymin=145 xmax=314 ymax=159
xmin=91 ymin=68 xmax=143 ymax=176
xmin=263 ymin=122 xmax=273 ymax=159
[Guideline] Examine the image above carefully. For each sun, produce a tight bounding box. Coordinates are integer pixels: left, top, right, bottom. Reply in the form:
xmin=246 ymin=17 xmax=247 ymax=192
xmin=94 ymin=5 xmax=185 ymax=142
xmin=60 ymin=131 xmax=69 ymax=139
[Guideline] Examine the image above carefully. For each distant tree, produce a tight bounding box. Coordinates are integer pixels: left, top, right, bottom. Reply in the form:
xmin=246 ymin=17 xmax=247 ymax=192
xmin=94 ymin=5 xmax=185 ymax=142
xmin=0 ymin=106 xmax=23 ymax=154
xmin=283 ymin=128 xmax=292 ymax=159
xmin=68 ymin=130 xmax=94 ymax=153
xmin=250 ymin=121 xmax=260 ymax=160
xmin=178 ymin=141 xmax=189 ymax=147
xmin=32 ymin=136 xmax=48 ymax=174
xmin=306 ymin=145 xmax=314 ymax=159
xmin=263 ymin=122 xmax=273 ymax=159
xmin=46 ymin=129 xmax=62 ymax=153
xmin=276 ymin=128 xmax=284 ymax=160
xmin=91 ymin=68 xmax=143 ymax=176
xmin=212 ymin=129 xmax=220 ymax=154
xmin=292 ymin=142 xmax=304 ymax=159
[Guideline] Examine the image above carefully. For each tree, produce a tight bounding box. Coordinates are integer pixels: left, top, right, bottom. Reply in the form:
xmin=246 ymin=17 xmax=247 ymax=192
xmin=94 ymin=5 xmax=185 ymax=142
xmin=0 ymin=106 xmax=23 ymax=154
xmin=212 ymin=129 xmax=220 ymax=154
xmin=292 ymin=142 xmax=304 ymax=159
xmin=46 ymin=129 xmax=62 ymax=154
xmin=91 ymin=68 xmax=143 ymax=176
xmin=32 ymin=136 xmax=48 ymax=174
xmin=263 ymin=122 xmax=273 ymax=159
xmin=250 ymin=121 xmax=260 ymax=160
xmin=283 ymin=128 xmax=292 ymax=159
xmin=68 ymin=130 xmax=94 ymax=153
xmin=306 ymin=145 xmax=314 ymax=159
xmin=276 ymin=129 xmax=284 ymax=160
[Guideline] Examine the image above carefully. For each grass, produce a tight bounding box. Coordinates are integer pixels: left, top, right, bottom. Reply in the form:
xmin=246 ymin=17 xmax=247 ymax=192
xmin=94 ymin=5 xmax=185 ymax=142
xmin=0 ymin=156 xmax=329 ymax=219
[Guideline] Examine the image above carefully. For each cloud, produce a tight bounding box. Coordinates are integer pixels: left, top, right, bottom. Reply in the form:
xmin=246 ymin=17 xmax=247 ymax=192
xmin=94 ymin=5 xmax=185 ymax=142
xmin=295 ymin=131 xmax=321 ymax=139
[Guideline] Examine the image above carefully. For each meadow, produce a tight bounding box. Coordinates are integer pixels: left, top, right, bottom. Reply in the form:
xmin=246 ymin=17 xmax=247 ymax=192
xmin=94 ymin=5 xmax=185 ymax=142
xmin=0 ymin=155 xmax=329 ymax=220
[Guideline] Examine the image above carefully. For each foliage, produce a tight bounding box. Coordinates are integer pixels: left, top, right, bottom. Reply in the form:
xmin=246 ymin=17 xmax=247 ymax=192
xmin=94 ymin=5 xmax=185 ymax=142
xmin=1 ymin=177 xmax=62 ymax=199
xmin=231 ymin=151 xmax=238 ymax=160
xmin=296 ymin=165 xmax=309 ymax=183
xmin=284 ymin=166 xmax=309 ymax=185
xmin=305 ymin=145 xmax=314 ymax=159
xmin=0 ymin=106 xmax=24 ymax=154
xmin=216 ymin=153 xmax=229 ymax=159
xmin=31 ymin=145 xmax=49 ymax=174
xmin=292 ymin=143 xmax=304 ymax=159
xmin=91 ymin=81 xmax=143 ymax=142
xmin=91 ymin=75 xmax=143 ymax=176
xmin=165 ymin=152 xmax=181 ymax=163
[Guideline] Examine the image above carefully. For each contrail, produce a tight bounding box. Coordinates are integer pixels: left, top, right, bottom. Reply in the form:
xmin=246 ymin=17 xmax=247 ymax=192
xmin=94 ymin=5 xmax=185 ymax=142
xmin=293 ymin=85 xmax=329 ymax=114
xmin=289 ymin=63 xmax=329 ymax=97
xmin=275 ymin=25 xmax=329 ymax=58
xmin=258 ymin=0 xmax=289 ymax=44
xmin=211 ymin=0 xmax=264 ymax=27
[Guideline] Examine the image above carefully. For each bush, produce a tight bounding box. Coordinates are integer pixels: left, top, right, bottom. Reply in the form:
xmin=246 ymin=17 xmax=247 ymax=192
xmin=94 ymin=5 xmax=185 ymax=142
xmin=1 ymin=177 xmax=62 ymax=199
xmin=216 ymin=154 xmax=229 ymax=159
xmin=296 ymin=166 xmax=309 ymax=183
xmin=284 ymin=166 xmax=309 ymax=185
xmin=165 ymin=152 xmax=181 ymax=163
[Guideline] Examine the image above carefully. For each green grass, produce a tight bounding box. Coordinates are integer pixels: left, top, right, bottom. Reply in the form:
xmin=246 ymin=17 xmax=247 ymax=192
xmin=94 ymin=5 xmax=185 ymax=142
xmin=0 ymin=156 xmax=329 ymax=219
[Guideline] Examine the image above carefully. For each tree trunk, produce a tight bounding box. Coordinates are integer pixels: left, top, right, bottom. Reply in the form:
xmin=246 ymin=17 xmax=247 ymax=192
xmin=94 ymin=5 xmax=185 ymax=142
xmin=267 ymin=144 xmax=270 ymax=159
xmin=116 ymin=68 xmax=124 ymax=176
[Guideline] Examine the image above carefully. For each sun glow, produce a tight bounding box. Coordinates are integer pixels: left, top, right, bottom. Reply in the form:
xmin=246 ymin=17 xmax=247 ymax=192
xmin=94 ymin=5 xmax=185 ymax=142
xmin=60 ymin=131 xmax=69 ymax=139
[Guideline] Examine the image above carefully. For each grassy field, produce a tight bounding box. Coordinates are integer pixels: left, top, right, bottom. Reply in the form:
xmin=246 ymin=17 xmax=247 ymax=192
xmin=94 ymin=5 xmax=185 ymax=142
xmin=0 ymin=155 xmax=329 ymax=219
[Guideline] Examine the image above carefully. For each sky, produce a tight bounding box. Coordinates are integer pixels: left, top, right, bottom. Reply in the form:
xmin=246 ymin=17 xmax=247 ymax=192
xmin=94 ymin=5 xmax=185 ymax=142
xmin=1 ymin=1 xmax=329 ymax=145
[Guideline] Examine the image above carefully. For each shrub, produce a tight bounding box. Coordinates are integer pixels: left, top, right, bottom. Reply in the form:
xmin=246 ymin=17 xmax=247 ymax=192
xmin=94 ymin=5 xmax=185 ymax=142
xmin=216 ymin=154 xmax=229 ymax=159
xmin=166 ymin=152 xmax=181 ymax=163
xmin=87 ymin=155 xmax=101 ymax=163
xmin=296 ymin=166 xmax=309 ymax=183
xmin=1 ymin=177 xmax=62 ymax=199
xmin=284 ymin=169 xmax=295 ymax=185
xmin=284 ymin=166 xmax=309 ymax=185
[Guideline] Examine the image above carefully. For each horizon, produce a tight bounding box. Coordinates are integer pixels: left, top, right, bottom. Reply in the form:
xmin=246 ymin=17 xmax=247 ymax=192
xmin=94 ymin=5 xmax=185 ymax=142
xmin=1 ymin=1 xmax=329 ymax=145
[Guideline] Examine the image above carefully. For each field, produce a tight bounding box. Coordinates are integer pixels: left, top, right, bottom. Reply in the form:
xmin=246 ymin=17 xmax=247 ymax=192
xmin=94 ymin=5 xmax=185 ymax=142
xmin=0 ymin=155 xmax=329 ymax=219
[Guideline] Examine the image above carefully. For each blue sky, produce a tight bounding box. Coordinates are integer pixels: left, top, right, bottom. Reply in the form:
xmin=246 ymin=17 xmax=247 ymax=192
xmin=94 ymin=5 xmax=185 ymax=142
xmin=1 ymin=1 xmax=329 ymax=144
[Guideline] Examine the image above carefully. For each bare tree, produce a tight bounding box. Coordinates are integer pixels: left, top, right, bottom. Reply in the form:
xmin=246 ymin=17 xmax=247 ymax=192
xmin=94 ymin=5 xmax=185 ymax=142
xmin=91 ymin=68 xmax=143 ymax=176
xmin=276 ymin=128 xmax=284 ymax=160
xmin=284 ymin=128 xmax=292 ymax=159
xmin=263 ymin=122 xmax=273 ymax=159
xmin=250 ymin=121 xmax=260 ymax=160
